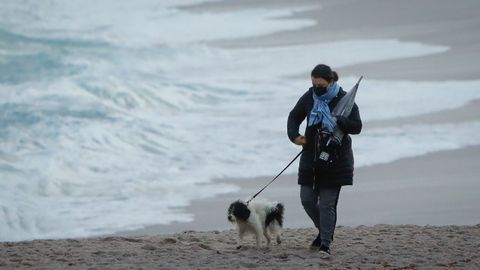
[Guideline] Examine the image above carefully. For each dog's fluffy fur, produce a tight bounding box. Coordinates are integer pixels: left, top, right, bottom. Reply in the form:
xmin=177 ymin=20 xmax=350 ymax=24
xmin=227 ymin=199 xmax=284 ymax=248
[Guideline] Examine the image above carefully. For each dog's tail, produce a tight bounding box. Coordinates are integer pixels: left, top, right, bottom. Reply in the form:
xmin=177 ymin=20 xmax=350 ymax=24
xmin=266 ymin=203 xmax=285 ymax=228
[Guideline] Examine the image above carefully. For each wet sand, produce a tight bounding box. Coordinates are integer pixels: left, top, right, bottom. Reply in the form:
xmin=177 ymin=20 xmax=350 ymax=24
xmin=118 ymin=143 xmax=480 ymax=236
xmin=189 ymin=0 xmax=480 ymax=81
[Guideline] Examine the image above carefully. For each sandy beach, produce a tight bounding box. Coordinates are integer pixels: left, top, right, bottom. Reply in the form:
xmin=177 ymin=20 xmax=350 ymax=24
xmin=2 ymin=225 xmax=480 ymax=269
xmin=2 ymin=0 xmax=480 ymax=269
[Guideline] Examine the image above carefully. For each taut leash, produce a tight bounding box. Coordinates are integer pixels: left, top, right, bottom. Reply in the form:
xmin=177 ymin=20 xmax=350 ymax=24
xmin=246 ymin=149 xmax=304 ymax=204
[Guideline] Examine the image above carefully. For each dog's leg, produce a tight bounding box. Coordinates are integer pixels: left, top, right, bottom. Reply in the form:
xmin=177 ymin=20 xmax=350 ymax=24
xmin=263 ymin=228 xmax=271 ymax=246
xmin=276 ymin=232 xmax=282 ymax=245
xmin=276 ymin=223 xmax=282 ymax=244
xmin=252 ymin=219 xmax=263 ymax=248
xmin=270 ymin=222 xmax=282 ymax=244
xmin=236 ymin=227 xmax=245 ymax=249
xmin=254 ymin=231 xmax=262 ymax=248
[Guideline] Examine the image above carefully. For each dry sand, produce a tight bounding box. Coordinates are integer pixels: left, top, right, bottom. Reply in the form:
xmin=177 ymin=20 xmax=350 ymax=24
xmin=2 ymin=225 xmax=480 ymax=269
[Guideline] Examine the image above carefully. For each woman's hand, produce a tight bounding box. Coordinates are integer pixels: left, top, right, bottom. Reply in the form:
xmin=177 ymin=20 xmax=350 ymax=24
xmin=294 ymin=135 xmax=307 ymax=146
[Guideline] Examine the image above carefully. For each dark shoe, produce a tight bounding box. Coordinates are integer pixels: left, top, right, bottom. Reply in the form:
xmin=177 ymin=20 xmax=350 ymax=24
xmin=319 ymin=244 xmax=331 ymax=258
xmin=310 ymin=232 xmax=322 ymax=247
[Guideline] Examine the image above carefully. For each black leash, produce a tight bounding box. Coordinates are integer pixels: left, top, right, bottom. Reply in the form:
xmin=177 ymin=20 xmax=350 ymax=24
xmin=246 ymin=149 xmax=304 ymax=204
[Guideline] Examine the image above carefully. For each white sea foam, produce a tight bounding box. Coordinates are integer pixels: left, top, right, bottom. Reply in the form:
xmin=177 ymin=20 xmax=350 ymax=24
xmin=0 ymin=0 xmax=316 ymax=47
xmin=354 ymin=121 xmax=480 ymax=168
xmin=1 ymin=0 xmax=479 ymax=241
xmin=354 ymin=79 xmax=480 ymax=121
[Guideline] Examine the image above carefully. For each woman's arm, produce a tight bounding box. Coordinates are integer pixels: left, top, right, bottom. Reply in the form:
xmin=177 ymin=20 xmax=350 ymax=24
xmin=335 ymin=103 xmax=362 ymax=135
xmin=287 ymin=93 xmax=309 ymax=142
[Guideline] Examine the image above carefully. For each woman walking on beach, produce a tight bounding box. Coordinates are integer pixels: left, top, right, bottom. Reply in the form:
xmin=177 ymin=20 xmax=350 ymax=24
xmin=287 ymin=64 xmax=362 ymax=256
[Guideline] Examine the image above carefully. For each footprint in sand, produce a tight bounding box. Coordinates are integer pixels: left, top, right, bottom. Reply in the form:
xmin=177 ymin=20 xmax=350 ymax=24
xmin=120 ymin=237 xmax=143 ymax=243
xmin=198 ymin=243 xmax=213 ymax=250
xmin=162 ymin=238 xmax=177 ymax=244
xmin=141 ymin=244 xmax=157 ymax=251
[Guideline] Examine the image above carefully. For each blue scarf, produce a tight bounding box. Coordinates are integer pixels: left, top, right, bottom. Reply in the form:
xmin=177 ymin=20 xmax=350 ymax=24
xmin=307 ymin=82 xmax=340 ymax=132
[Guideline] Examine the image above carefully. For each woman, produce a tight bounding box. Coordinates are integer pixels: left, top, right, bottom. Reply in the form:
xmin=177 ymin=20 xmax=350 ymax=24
xmin=287 ymin=64 xmax=362 ymax=256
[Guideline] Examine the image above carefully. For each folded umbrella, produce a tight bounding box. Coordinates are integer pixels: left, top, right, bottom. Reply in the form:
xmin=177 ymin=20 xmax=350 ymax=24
xmin=328 ymin=76 xmax=363 ymax=146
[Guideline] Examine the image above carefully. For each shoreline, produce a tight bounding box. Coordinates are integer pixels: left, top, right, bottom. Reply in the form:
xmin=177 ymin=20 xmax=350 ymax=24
xmin=187 ymin=0 xmax=480 ymax=81
xmin=116 ymin=143 xmax=480 ymax=237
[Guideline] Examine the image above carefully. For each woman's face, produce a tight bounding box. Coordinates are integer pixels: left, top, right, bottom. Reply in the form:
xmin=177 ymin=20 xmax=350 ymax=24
xmin=311 ymin=76 xmax=330 ymax=88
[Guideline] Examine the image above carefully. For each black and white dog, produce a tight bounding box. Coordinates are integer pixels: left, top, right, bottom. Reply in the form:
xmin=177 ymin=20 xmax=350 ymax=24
xmin=227 ymin=199 xmax=284 ymax=248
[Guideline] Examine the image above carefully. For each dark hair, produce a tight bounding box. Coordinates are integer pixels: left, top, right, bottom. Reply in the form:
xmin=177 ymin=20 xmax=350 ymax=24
xmin=332 ymin=71 xmax=339 ymax=82
xmin=311 ymin=64 xmax=339 ymax=82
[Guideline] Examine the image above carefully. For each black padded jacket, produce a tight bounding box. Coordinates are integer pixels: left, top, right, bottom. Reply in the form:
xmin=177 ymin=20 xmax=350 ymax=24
xmin=287 ymin=87 xmax=362 ymax=187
